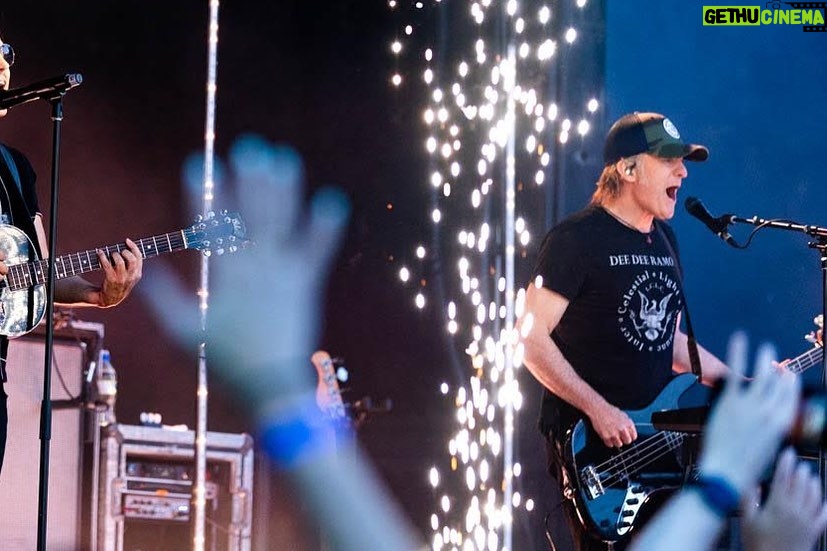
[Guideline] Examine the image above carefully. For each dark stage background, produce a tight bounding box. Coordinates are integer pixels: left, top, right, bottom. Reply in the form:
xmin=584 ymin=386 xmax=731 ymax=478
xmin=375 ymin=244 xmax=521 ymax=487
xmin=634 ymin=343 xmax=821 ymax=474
xmin=0 ymin=2 xmax=825 ymax=550
xmin=0 ymin=1 xmax=459 ymax=548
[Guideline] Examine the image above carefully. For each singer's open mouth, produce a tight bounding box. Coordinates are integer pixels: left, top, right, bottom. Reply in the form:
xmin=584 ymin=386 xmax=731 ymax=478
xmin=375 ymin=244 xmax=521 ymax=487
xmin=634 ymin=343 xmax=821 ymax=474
xmin=666 ymin=186 xmax=679 ymax=200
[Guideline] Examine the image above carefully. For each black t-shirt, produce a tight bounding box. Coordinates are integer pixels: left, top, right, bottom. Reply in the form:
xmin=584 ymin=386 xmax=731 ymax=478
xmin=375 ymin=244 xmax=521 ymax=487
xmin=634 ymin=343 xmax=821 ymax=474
xmin=533 ymin=205 xmax=684 ymax=435
xmin=0 ymin=145 xmax=40 ymax=222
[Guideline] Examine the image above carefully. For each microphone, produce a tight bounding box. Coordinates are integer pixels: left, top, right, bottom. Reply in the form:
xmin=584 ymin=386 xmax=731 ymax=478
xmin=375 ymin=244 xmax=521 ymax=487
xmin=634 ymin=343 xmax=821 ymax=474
xmin=684 ymin=196 xmax=737 ymax=247
xmin=0 ymin=73 xmax=83 ymax=110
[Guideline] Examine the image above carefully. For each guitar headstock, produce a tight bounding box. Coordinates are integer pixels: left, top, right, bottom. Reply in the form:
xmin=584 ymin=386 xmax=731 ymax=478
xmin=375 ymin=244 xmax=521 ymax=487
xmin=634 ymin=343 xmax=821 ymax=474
xmin=187 ymin=210 xmax=249 ymax=256
xmin=311 ymin=350 xmax=347 ymax=419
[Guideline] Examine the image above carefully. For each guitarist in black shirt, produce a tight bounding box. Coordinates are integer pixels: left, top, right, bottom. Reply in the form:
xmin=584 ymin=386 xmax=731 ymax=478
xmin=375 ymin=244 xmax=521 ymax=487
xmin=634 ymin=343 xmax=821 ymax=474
xmin=0 ymin=36 xmax=143 ymax=473
xmin=519 ymin=112 xmax=729 ymax=550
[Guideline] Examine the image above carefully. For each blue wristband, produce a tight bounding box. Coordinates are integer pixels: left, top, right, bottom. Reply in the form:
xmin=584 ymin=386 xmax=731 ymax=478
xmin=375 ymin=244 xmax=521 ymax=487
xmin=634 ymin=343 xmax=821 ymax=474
xmin=257 ymin=397 xmax=347 ymax=469
xmin=691 ymin=475 xmax=740 ymax=517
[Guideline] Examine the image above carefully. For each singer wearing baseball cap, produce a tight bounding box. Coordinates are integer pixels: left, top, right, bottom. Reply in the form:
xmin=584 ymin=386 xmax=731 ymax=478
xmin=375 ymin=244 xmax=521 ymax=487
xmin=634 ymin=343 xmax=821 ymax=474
xmin=516 ymin=112 xmax=729 ymax=550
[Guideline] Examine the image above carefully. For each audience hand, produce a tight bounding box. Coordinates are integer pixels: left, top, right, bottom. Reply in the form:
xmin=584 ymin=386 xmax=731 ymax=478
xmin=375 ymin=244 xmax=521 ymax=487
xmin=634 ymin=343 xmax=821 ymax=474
xmin=140 ymin=135 xmax=422 ymax=551
xmin=741 ymin=447 xmax=827 ymax=551
xmin=696 ymin=361 xmax=799 ymax=496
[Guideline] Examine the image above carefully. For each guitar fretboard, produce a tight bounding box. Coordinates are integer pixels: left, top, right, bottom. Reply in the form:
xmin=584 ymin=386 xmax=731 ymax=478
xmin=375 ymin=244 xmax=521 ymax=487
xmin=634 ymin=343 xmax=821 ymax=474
xmin=787 ymin=345 xmax=824 ymax=375
xmin=5 ymin=229 xmax=192 ymax=292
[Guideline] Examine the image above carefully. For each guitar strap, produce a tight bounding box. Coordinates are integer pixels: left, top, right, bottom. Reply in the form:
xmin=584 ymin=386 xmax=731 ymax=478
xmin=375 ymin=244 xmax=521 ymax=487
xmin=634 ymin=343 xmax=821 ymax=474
xmin=655 ymin=221 xmax=703 ymax=379
xmin=654 ymin=221 xmax=707 ymax=487
xmin=0 ymin=145 xmax=22 ymax=196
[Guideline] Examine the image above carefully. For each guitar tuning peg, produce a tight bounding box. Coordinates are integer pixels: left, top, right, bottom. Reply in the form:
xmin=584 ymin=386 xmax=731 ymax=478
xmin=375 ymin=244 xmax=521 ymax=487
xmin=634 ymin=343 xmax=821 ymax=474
xmin=202 ymin=240 xmax=211 ymax=250
xmin=228 ymin=245 xmax=238 ymax=254
xmin=219 ymin=209 xmax=228 ymax=216
xmin=194 ymin=214 xmax=203 ymax=223
xmin=203 ymin=250 xmax=212 ymax=257
xmin=215 ymin=247 xmax=225 ymax=256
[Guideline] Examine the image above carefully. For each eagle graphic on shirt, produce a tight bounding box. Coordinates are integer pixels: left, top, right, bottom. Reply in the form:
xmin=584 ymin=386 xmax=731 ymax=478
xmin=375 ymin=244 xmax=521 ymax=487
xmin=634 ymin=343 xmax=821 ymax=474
xmin=617 ymin=270 xmax=680 ymax=353
xmin=633 ymin=291 xmax=674 ymax=341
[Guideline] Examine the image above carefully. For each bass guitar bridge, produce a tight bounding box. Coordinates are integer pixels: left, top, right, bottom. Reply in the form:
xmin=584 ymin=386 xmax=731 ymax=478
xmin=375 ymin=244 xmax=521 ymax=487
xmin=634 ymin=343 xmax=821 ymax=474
xmin=580 ymin=465 xmax=604 ymax=499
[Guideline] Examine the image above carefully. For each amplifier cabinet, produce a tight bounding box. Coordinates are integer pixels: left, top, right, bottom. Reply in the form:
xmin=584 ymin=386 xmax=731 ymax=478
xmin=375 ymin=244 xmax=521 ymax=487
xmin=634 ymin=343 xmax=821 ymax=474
xmin=0 ymin=320 xmax=104 ymax=551
xmin=97 ymin=424 xmax=254 ymax=551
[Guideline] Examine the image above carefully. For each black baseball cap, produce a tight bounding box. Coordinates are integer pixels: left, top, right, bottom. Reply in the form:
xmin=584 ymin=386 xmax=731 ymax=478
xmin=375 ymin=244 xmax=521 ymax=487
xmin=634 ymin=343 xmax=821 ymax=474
xmin=603 ymin=112 xmax=709 ymax=166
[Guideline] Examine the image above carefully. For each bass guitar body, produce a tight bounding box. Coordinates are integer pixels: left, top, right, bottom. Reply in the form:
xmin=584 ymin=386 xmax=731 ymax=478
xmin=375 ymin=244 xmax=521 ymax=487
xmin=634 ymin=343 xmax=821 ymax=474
xmin=563 ymin=373 xmax=698 ymax=542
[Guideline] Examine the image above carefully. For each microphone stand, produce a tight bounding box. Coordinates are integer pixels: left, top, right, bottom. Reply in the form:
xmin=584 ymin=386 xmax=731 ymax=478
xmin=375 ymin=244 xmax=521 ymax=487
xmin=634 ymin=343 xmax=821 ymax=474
xmin=35 ymin=95 xmax=66 ymax=551
xmin=0 ymin=73 xmax=83 ymax=550
xmin=726 ymin=214 xmax=827 ymax=551
xmin=727 ymin=214 xmax=827 ymax=238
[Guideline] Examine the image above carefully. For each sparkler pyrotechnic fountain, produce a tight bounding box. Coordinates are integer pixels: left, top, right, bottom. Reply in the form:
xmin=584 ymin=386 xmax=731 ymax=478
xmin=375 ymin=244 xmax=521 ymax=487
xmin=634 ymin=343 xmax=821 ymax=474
xmin=388 ymin=1 xmax=600 ymax=549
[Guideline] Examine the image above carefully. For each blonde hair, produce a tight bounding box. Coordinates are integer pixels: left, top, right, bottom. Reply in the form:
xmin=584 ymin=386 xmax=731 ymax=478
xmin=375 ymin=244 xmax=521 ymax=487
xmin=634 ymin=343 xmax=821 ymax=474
xmin=590 ymin=156 xmax=638 ymax=206
xmin=590 ymin=165 xmax=623 ymax=206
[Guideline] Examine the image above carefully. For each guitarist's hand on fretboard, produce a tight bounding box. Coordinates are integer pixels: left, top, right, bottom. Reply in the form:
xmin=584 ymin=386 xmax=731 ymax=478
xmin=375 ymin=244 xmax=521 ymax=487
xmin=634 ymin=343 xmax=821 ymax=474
xmin=85 ymin=237 xmax=143 ymax=307
xmin=775 ymin=314 xmax=824 ymax=376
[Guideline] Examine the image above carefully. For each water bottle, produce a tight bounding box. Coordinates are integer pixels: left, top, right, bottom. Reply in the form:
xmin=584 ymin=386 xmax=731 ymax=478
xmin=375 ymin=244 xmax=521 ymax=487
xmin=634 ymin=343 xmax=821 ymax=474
xmin=97 ymin=349 xmax=118 ymax=425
